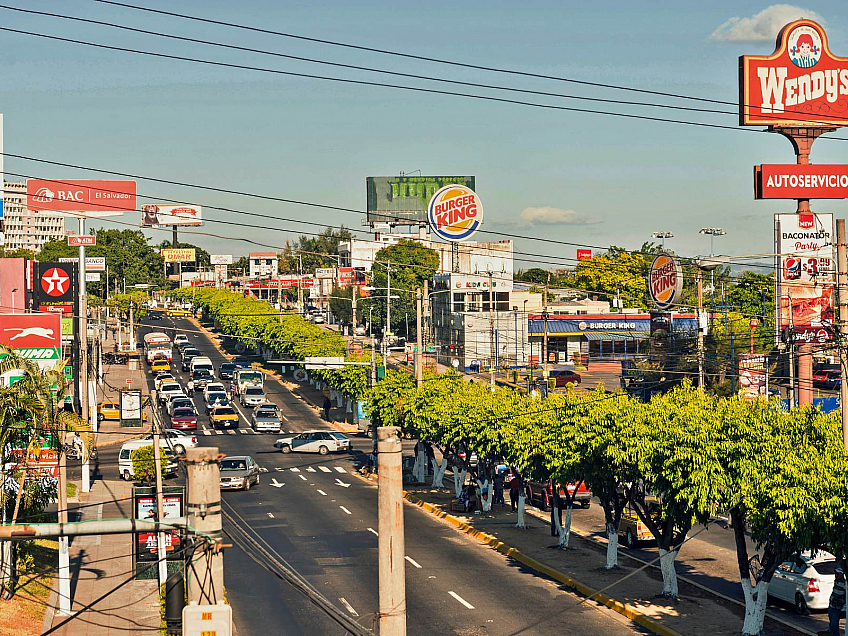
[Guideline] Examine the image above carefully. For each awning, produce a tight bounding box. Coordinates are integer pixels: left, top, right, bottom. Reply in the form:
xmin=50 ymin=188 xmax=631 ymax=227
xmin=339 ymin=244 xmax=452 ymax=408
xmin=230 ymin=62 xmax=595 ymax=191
xmin=583 ymin=331 xmax=649 ymax=341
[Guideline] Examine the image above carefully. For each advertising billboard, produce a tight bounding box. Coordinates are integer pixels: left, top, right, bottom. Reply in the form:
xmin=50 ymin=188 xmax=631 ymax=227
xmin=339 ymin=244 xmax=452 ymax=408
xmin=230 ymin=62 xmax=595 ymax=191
xmin=26 ymin=179 xmax=136 ymax=216
xmin=209 ymin=254 xmax=233 ymax=265
xmin=141 ymin=204 xmax=202 ymax=227
xmin=755 ymin=164 xmax=848 ymax=199
xmin=161 ymin=248 xmax=196 ymax=263
xmin=775 ymin=213 xmax=835 ymax=343
xmin=0 ymin=313 xmax=62 ymax=365
xmin=740 ymin=20 xmax=848 ymax=127
xmin=366 ymin=176 xmax=475 ymax=226
xmin=647 ymin=253 xmax=683 ymax=310
xmin=577 ymin=249 xmax=592 ymax=261
xmin=33 ymin=262 xmax=77 ymax=315
xmin=738 ymin=354 xmax=769 ymax=400
xmin=428 ymin=184 xmax=483 ymax=242
xmin=59 ymin=256 xmax=106 ymax=272
xmin=134 ymin=489 xmax=183 ymax=563
xmin=7 ymin=443 xmax=59 ymax=479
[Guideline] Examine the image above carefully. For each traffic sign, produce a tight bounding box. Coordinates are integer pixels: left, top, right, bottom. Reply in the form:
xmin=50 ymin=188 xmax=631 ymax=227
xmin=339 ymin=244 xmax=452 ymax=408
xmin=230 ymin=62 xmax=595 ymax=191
xmin=126 ymin=379 xmax=132 ymax=386
xmin=750 ymin=318 xmax=760 ymax=328
xmin=304 ymin=356 xmax=344 ymax=370
xmin=68 ymin=235 xmax=96 ymax=246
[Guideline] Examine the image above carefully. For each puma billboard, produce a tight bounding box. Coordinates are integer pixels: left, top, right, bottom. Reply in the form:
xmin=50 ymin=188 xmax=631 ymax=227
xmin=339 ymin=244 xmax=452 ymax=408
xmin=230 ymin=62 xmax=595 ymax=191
xmin=0 ymin=313 xmax=62 ymax=363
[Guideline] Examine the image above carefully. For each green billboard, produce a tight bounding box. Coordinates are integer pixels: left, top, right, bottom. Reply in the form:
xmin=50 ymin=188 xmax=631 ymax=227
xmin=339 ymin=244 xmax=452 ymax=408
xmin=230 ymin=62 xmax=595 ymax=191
xmin=366 ymin=176 xmax=475 ymax=226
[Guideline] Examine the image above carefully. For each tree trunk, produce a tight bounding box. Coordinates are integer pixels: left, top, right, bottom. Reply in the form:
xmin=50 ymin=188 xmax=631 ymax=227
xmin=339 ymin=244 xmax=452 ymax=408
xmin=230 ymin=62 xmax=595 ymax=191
xmin=657 ymin=548 xmax=679 ymax=599
xmin=454 ymin=468 xmax=467 ymax=499
xmin=515 ymin=494 xmax=527 ymax=528
xmin=431 ymin=458 xmax=448 ymax=489
xmin=417 ymin=450 xmax=427 ymax=483
xmin=606 ymin=526 xmax=619 ymax=569
xmin=740 ymin=579 xmax=769 ymax=636
xmin=552 ymin=505 xmax=572 ymax=549
xmin=477 ymin=479 xmax=492 ymax=512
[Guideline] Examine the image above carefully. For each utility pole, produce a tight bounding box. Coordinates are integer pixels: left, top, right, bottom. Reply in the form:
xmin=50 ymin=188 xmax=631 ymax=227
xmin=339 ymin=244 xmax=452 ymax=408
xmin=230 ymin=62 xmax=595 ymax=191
xmin=837 ymin=219 xmax=848 ymax=450
xmin=416 ymin=288 xmax=423 ymax=387
xmin=151 ymin=391 xmax=168 ymax=587
xmin=489 ymin=272 xmax=495 ymax=389
xmin=129 ymin=300 xmax=135 ymax=350
xmin=697 ymin=268 xmax=705 ymax=391
xmin=78 ymin=218 xmax=89 ymax=437
xmin=788 ymin=290 xmax=796 ymax=408
xmin=297 ymin=255 xmax=303 ymax=317
xmin=57 ymin=445 xmax=71 ymax=615
xmin=385 ymin=261 xmax=392 ymax=358
xmin=377 ymin=427 xmax=406 ymax=635
xmin=370 ymin=308 xmax=378 ymax=457
xmin=543 ymin=273 xmax=550 ymax=379
xmin=185 ymin=446 xmax=224 ymax=604
xmin=278 ymin=270 xmax=283 ymax=325
xmin=351 ymin=284 xmax=358 ymax=332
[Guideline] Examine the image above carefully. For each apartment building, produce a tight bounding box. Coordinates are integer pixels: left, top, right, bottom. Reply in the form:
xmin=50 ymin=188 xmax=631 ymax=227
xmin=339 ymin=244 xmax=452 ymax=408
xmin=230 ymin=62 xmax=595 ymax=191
xmin=2 ymin=181 xmax=66 ymax=252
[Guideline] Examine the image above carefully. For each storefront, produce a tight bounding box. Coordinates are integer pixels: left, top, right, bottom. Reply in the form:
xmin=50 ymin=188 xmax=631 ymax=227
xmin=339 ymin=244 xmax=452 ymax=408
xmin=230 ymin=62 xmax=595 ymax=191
xmin=527 ymin=314 xmax=698 ymax=363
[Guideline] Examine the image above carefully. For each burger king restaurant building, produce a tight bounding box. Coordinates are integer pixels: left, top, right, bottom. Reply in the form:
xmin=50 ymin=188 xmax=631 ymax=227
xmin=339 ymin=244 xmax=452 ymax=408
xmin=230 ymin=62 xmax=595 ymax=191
xmin=527 ymin=314 xmax=699 ymax=363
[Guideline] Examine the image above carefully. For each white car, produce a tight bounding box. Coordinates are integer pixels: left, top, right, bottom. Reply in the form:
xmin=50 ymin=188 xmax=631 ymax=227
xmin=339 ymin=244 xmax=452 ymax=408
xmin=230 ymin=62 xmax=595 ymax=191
xmin=158 ymin=382 xmax=185 ymax=405
xmin=311 ymin=313 xmax=325 ymax=324
xmin=252 ymin=404 xmax=282 ymax=433
xmin=203 ymin=383 xmax=227 ymax=402
xmin=768 ymin=551 xmax=839 ymax=613
xmin=173 ymin=334 xmax=190 ymax=348
xmin=274 ymin=430 xmax=350 ymax=455
xmin=143 ymin=430 xmax=198 ymax=455
xmin=154 ymin=373 xmax=176 ymax=391
xmin=353 ymin=325 xmax=366 ymax=336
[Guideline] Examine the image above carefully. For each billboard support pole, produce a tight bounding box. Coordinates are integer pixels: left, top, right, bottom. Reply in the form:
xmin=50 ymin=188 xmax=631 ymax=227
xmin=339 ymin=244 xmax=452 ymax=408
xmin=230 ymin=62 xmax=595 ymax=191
xmin=57 ymin=449 xmax=71 ymax=615
xmin=78 ymin=218 xmax=89 ymax=441
xmin=773 ymin=126 xmax=836 ymax=407
xmin=837 ymin=219 xmax=848 ymax=451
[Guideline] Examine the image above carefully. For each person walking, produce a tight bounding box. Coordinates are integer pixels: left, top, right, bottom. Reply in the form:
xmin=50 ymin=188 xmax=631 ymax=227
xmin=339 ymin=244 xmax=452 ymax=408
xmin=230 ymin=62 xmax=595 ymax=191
xmin=509 ymin=474 xmax=520 ymax=512
xmin=550 ymin=482 xmax=563 ymax=537
xmin=822 ymin=567 xmax=846 ymax=636
xmin=493 ymin=473 xmax=505 ymax=506
xmin=322 ymin=395 xmax=332 ymax=421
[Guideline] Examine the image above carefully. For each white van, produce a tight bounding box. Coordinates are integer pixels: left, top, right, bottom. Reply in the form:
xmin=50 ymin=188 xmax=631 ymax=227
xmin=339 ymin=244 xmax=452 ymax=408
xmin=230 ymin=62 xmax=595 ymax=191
xmin=118 ymin=439 xmax=179 ymax=481
xmin=190 ymin=356 xmax=214 ymax=374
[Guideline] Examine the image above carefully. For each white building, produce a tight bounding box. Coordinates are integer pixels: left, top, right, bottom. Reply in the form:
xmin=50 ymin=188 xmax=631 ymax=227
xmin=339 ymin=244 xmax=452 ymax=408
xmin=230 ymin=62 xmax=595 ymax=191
xmin=248 ymin=252 xmax=278 ymax=279
xmin=338 ymin=230 xmax=429 ymax=272
xmin=2 ymin=181 xmax=65 ymax=252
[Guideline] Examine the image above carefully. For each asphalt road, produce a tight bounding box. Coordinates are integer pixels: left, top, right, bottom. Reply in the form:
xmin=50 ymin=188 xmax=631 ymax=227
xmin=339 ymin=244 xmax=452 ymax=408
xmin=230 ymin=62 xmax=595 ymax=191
xmin=129 ymin=314 xmax=646 ymax=636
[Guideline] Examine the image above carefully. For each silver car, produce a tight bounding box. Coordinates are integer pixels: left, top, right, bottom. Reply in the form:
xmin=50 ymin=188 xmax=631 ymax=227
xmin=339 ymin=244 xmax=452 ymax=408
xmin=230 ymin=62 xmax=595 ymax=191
xmin=219 ymin=456 xmax=260 ymax=491
xmin=274 ymin=430 xmax=350 ymax=455
xmin=240 ymin=386 xmax=266 ymax=408
xmin=252 ymin=404 xmax=282 ymax=433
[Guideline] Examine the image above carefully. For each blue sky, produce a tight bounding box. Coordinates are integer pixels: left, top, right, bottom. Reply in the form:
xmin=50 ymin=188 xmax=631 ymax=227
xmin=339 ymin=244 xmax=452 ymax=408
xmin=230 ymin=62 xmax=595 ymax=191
xmin=1 ymin=1 xmax=846 ymax=269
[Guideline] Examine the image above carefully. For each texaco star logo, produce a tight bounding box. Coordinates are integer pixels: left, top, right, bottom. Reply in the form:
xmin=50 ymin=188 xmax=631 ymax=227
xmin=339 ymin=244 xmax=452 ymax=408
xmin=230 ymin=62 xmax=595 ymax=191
xmin=41 ymin=268 xmax=70 ymax=297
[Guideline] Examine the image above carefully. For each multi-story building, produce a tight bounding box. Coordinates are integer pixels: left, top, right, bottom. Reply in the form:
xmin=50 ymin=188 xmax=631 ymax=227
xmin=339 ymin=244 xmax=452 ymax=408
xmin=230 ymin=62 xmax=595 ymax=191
xmin=1 ymin=181 xmax=66 ymax=252
xmin=248 ymin=252 xmax=279 ymax=279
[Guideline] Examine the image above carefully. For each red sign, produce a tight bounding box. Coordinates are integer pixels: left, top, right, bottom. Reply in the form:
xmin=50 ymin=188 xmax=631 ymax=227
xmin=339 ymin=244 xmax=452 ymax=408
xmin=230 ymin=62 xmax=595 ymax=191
xmin=40 ymin=267 xmax=72 ymax=297
xmin=0 ymin=313 xmax=61 ymax=349
xmin=337 ymin=267 xmax=354 ymax=286
xmin=755 ymin=164 xmax=848 ymax=199
xmin=68 ymin=235 xmax=96 ymax=246
xmin=38 ymin=305 xmax=72 ymax=314
xmin=576 ymin=249 xmax=592 ymax=261
xmin=27 ymin=179 xmax=137 ymax=213
xmin=740 ymin=20 xmax=848 ymax=126
xmin=126 ymin=379 xmax=132 ymax=386
xmin=8 ymin=446 xmax=59 ymax=478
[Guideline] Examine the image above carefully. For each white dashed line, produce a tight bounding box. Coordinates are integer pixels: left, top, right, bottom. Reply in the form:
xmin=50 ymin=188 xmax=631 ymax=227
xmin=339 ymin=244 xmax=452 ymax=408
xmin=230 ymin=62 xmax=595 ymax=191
xmin=319 ymin=466 xmax=331 ymax=473
xmin=267 ymin=512 xmax=275 ymax=518
xmin=333 ymin=467 xmax=346 ymax=473
xmin=339 ymin=506 xmax=352 ymax=515
xmin=367 ymin=527 xmax=378 ymax=536
xmin=215 ymin=430 xmax=224 ymax=435
xmin=227 ymin=429 xmax=236 ymax=435
xmin=298 ymin=475 xmax=307 ymax=481
xmin=289 ymin=467 xmax=300 ymax=473
xmin=239 ymin=429 xmax=249 ymax=434
xmin=405 ymin=556 xmax=422 ymax=569
xmin=306 ymin=467 xmax=316 ymax=472
xmin=448 ymin=591 xmax=474 ymax=609
xmin=317 ymin=489 xmax=327 ymax=496
xmin=202 ymin=429 xmax=211 ymax=436
xmin=338 ymin=597 xmax=358 ymax=617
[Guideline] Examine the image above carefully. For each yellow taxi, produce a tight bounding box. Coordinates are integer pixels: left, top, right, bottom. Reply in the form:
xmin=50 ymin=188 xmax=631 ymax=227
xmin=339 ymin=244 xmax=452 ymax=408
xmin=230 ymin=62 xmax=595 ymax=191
xmin=167 ymin=307 xmax=188 ymax=317
xmin=209 ymin=405 xmax=239 ymax=429
xmin=97 ymin=401 xmax=148 ymax=423
xmin=151 ymin=358 xmax=170 ymax=373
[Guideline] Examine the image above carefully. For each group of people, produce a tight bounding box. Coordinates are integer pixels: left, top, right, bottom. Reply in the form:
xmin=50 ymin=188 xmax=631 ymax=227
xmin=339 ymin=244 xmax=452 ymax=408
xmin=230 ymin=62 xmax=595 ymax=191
xmin=457 ymin=472 xmax=525 ymax=513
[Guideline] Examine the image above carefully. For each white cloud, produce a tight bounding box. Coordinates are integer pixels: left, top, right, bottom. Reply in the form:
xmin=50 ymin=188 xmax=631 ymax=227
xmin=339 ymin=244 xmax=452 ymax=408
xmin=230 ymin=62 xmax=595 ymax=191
xmin=709 ymin=5 xmax=824 ymax=43
xmin=518 ymin=206 xmax=597 ymax=226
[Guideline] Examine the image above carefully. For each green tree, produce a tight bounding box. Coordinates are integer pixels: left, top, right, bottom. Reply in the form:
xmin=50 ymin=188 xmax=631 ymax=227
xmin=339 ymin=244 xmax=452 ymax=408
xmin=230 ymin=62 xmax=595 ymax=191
xmin=131 ymin=445 xmax=168 ymax=485
xmin=1 ymin=248 xmax=36 ymax=259
xmin=562 ymin=247 xmax=651 ymax=309
xmin=329 ymin=287 xmax=354 ymax=325
xmin=515 ymin=268 xmax=550 ymax=284
xmin=228 ymin=255 xmax=249 ymax=278
xmin=37 ymin=239 xmax=77 ymax=262
xmin=279 ymin=227 xmax=353 ymax=274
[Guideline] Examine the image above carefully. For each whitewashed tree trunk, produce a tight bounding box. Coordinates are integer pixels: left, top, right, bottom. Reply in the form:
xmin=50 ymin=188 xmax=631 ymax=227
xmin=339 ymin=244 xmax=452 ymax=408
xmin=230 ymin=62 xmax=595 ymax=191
xmin=431 ymin=458 xmax=448 ymax=488
xmin=477 ymin=479 xmax=492 ymax=512
xmin=515 ymin=494 xmax=527 ymax=528
xmin=606 ymin=530 xmax=619 ymax=569
xmin=454 ymin=468 xmax=467 ymax=499
xmin=345 ymin=397 xmax=352 ymax=413
xmin=416 ymin=450 xmax=427 ymax=483
xmin=556 ymin=506 xmax=572 ymax=549
xmin=335 ymin=392 xmax=344 ymax=408
xmin=658 ymin=548 xmax=679 ymax=599
xmin=740 ymin=579 xmax=769 ymax=636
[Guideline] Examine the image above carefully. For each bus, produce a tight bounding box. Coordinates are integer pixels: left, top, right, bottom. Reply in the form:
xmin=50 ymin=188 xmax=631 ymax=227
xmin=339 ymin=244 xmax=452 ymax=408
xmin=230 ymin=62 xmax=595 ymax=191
xmin=143 ymin=332 xmax=172 ymax=364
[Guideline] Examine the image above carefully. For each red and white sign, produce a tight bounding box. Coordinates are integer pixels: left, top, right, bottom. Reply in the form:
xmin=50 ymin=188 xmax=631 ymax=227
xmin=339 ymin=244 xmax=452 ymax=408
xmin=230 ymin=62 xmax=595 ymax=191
xmin=755 ymin=164 xmax=848 ymax=199
xmin=427 ymin=184 xmax=483 ymax=242
xmin=740 ymin=20 xmax=848 ymax=127
xmin=648 ymin=253 xmax=683 ymax=310
xmin=7 ymin=446 xmax=59 ymax=479
xmin=67 ymin=235 xmax=96 ymax=246
xmin=576 ymin=249 xmax=592 ymax=261
xmin=126 ymin=379 xmax=133 ymax=386
xmin=0 ymin=313 xmax=61 ymax=349
xmin=141 ymin=204 xmax=202 ymax=227
xmin=40 ymin=267 xmax=71 ymax=297
xmin=27 ymin=179 xmax=137 ymax=215
xmin=337 ymin=267 xmax=354 ymax=286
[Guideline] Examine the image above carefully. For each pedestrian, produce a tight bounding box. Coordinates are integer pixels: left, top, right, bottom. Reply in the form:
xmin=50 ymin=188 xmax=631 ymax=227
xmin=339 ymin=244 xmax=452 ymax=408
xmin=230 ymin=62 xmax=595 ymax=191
xmin=823 ymin=567 xmax=846 ymax=636
xmin=493 ymin=473 xmax=505 ymax=506
xmin=550 ymin=483 xmax=563 ymax=536
xmin=72 ymin=432 xmax=84 ymax=459
xmin=323 ymin=395 xmax=331 ymax=421
xmin=509 ymin=474 xmax=520 ymax=512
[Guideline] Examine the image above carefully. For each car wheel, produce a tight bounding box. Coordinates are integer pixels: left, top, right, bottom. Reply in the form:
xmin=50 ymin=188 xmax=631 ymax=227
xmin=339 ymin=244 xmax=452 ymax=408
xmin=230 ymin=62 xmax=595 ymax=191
xmin=625 ymin=529 xmax=637 ymax=549
xmin=97 ymin=413 xmax=104 ymax=422
xmin=255 ymin=474 xmax=260 ymax=485
xmin=794 ymin=593 xmax=810 ymax=616
xmin=122 ymin=470 xmax=132 ymax=482
xmin=280 ymin=445 xmax=291 ymax=454
xmin=318 ymin=445 xmax=329 ymax=456
xmin=174 ymin=444 xmax=185 ymax=455
xmin=245 ymin=478 xmax=250 ymax=491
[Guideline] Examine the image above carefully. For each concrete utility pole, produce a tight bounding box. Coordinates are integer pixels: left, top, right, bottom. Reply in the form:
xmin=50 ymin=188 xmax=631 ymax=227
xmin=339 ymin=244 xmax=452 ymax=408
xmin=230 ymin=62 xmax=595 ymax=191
xmin=385 ymin=261 xmax=392 ymax=357
xmin=57 ymin=446 xmax=71 ymax=615
xmin=370 ymin=308 xmax=378 ymax=457
xmin=151 ymin=391 xmax=168 ymax=587
xmin=788 ymin=290 xmax=796 ymax=408
xmin=837 ymin=219 xmax=848 ymax=451
xmin=416 ymin=288 xmax=423 ymax=387
xmin=489 ymin=272 xmax=495 ymax=389
xmin=78 ymin=218 xmax=89 ymax=436
xmin=697 ymin=268 xmax=705 ymax=391
xmin=297 ymin=255 xmax=303 ymax=316
xmin=351 ymin=284 xmax=358 ymax=331
xmin=377 ymin=427 xmax=406 ymax=635
xmin=129 ymin=300 xmax=135 ymax=350
xmin=542 ymin=273 xmax=550 ymax=379
xmin=185 ymin=446 xmax=224 ymax=604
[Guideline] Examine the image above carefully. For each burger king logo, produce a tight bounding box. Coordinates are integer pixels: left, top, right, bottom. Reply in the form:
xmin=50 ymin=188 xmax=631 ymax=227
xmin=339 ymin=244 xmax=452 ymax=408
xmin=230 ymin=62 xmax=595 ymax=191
xmin=648 ymin=253 xmax=682 ymax=310
xmin=428 ymin=184 xmax=483 ymax=242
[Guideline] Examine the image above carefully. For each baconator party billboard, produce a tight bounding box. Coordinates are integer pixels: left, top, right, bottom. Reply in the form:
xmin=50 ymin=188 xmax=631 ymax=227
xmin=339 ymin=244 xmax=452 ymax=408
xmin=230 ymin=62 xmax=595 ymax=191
xmin=366 ymin=176 xmax=475 ymax=226
xmin=740 ymin=19 xmax=848 ymax=127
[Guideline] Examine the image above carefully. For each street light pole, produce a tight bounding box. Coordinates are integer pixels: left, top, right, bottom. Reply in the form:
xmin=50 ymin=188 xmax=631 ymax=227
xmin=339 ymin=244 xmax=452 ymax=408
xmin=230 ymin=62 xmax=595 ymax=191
xmin=652 ymin=231 xmax=674 ymax=250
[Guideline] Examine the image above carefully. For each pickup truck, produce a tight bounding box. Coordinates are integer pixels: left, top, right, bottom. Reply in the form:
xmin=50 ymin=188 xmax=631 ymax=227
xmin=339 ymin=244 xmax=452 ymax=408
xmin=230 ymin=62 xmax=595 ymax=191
xmin=525 ymin=480 xmax=592 ymax=511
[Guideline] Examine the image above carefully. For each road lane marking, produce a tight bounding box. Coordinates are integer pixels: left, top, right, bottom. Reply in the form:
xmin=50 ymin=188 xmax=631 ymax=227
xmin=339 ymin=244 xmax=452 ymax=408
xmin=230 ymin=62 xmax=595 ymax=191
xmin=267 ymin=512 xmax=275 ymax=518
xmin=405 ymin=556 xmax=422 ymax=569
xmin=334 ymin=479 xmax=351 ymax=488
xmin=317 ymin=489 xmax=327 ymax=496
xmin=215 ymin=430 xmax=223 ymax=435
xmin=227 ymin=429 xmax=236 ymax=435
xmin=298 ymin=475 xmax=307 ymax=481
xmin=239 ymin=429 xmax=249 ymax=434
xmin=306 ymin=467 xmax=316 ymax=472
xmin=271 ymin=479 xmax=284 ymax=488
xmin=202 ymin=429 xmax=211 ymax=436
xmin=319 ymin=466 xmax=331 ymax=473
xmin=448 ymin=591 xmax=474 ymax=609
xmin=367 ymin=527 xmax=378 ymax=536
xmin=338 ymin=598 xmax=358 ymax=617
xmin=333 ymin=467 xmax=346 ymax=473
xmin=275 ymin=467 xmax=284 ymax=472
xmin=289 ymin=467 xmax=300 ymax=472
xmin=258 ymin=466 xmax=268 ymax=473
xmin=339 ymin=506 xmax=352 ymax=515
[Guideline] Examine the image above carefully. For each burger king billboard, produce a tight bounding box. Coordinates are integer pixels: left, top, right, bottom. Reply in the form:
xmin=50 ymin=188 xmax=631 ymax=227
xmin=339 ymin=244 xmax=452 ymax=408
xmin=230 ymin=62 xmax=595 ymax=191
xmin=648 ymin=253 xmax=682 ymax=310
xmin=428 ymin=184 xmax=483 ymax=242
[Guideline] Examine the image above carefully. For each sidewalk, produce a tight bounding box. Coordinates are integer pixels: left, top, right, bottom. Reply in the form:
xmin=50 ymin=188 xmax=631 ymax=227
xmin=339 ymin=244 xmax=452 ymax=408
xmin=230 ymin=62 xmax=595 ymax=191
xmin=45 ymin=479 xmax=160 ymax=635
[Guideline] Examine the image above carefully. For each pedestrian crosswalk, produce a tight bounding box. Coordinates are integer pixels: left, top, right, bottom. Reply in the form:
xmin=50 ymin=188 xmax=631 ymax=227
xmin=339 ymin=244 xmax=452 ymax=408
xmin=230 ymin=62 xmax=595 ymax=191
xmin=198 ymin=426 xmax=299 ymax=436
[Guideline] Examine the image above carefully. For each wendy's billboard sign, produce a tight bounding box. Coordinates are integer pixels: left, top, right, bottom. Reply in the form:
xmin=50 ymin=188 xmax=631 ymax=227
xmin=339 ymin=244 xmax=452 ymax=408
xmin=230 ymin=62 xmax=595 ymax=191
xmin=740 ymin=20 xmax=848 ymax=127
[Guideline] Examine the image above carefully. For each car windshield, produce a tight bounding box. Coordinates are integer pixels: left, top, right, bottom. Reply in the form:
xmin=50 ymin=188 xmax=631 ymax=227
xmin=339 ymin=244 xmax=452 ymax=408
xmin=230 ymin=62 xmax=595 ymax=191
xmin=207 ymin=384 xmax=225 ymax=391
xmin=193 ymin=369 xmax=212 ymax=378
xmin=184 ymin=349 xmax=199 ymax=357
xmin=256 ymin=407 xmax=277 ymax=416
xmin=813 ymin=560 xmax=840 ymax=575
xmin=215 ymin=407 xmax=236 ymax=416
xmin=207 ymin=393 xmax=227 ymax=403
xmin=245 ymin=388 xmax=264 ymax=396
xmin=329 ymin=432 xmax=348 ymax=440
xmin=221 ymin=364 xmax=236 ymax=371
xmin=173 ymin=408 xmax=195 ymax=417
xmin=162 ymin=383 xmax=180 ymax=391
xmin=220 ymin=460 xmax=247 ymax=471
